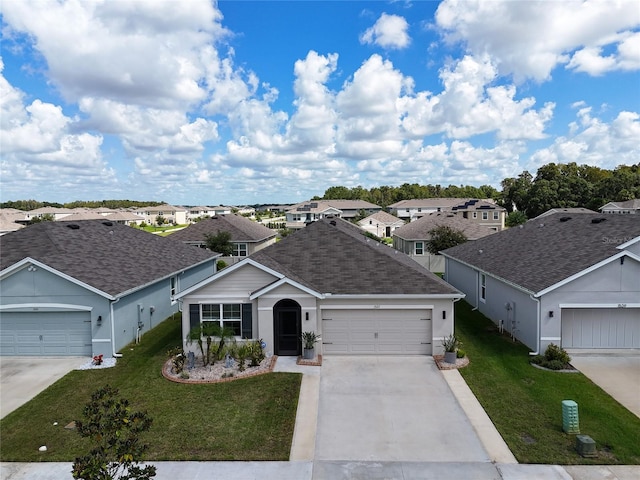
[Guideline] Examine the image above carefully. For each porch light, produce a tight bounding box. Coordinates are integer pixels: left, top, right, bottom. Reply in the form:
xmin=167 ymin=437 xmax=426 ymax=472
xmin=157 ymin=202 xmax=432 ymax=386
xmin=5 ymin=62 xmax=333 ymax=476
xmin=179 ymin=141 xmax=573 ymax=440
xmin=97 ymin=316 xmax=102 ymax=324
xmin=305 ymin=312 xmax=309 ymax=321
xmin=442 ymin=311 xmax=446 ymax=320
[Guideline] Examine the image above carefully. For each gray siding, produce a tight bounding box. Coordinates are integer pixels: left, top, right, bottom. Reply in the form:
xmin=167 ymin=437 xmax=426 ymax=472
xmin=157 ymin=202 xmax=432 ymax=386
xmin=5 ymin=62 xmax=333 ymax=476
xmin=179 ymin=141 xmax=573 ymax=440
xmin=445 ymin=259 xmax=478 ymax=307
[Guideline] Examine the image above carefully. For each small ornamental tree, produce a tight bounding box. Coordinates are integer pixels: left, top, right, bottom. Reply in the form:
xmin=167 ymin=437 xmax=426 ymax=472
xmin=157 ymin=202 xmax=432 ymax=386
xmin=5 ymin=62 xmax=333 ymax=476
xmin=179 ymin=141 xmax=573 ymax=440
xmin=426 ymin=225 xmax=468 ymax=254
xmin=72 ymin=385 xmax=156 ymax=480
xmin=204 ymin=231 xmax=233 ymax=256
xmin=155 ymin=215 xmax=166 ymax=227
xmin=505 ymin=210 xmax=527 ymax=227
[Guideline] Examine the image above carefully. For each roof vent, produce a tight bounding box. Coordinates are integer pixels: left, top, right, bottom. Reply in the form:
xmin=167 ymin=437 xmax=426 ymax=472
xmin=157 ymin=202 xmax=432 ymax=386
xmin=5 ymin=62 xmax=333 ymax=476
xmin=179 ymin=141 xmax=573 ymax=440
xmin=67 ymin=224 xmax=80 ymax=230
xmin=559 ymin=217 xmax=572 ymax=222
xmin=102 ymin=221 xmax=113 ymax=226
xmin=329 ymin=220 xmax=337 ymax=226
xmin=591 ymin=218 xmax=607 ymax=224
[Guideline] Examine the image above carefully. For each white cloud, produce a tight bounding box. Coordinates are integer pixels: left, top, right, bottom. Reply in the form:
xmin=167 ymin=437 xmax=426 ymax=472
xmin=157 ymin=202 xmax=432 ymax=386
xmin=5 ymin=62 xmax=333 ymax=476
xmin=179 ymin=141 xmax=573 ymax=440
xmin=435 ymin=0 xmax=640 ymax=81
xmin=360 ymin=13 xmax=411 ymax=50
xmin=529 ymin=107 xmax=640 ymax=170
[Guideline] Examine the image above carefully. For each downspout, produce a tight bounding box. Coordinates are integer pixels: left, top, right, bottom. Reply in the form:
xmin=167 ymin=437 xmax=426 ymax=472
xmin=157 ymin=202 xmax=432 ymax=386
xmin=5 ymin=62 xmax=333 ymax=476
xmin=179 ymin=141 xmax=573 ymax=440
xmin=110 ymin=297 xmax=123 ymax=358
xmin=528 ymin=294 xmax=540 ymax=356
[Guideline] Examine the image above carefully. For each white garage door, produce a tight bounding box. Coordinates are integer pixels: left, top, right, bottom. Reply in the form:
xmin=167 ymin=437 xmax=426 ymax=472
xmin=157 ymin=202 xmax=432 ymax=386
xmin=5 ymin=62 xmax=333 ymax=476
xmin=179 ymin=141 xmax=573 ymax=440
xmin=0 ymin=311 xmax=92 ymax=356
xmin=561 ymin=308 xmax=640 ymax=349
xmin=322 ymin=309 xmax=432 ymax=355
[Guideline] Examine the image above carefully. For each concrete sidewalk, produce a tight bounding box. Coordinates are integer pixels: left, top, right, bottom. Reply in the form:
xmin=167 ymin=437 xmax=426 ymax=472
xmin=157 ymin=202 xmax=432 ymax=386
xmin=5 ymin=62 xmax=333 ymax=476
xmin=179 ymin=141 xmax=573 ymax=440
xmin=3 ymin=461 xmax=639 ymax=480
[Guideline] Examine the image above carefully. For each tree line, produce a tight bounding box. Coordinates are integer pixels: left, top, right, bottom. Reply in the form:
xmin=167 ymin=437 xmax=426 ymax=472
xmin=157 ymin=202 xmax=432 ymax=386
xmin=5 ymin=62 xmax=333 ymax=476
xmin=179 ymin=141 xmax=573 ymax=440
xmin=0 ymin=199 xmax=164 ymax=211
xmin=316 ymin=162 xmax=640 ymax=219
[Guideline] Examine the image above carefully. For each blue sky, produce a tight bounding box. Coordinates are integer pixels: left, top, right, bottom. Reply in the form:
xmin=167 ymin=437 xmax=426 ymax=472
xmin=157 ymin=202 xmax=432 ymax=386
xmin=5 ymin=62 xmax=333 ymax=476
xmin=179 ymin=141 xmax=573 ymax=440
xmin=1 ymin=0 xmax=639 ymax=206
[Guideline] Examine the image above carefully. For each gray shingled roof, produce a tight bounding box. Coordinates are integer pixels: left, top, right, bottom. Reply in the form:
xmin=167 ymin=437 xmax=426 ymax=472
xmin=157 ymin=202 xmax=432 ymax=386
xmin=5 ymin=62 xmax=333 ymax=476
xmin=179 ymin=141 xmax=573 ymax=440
xmin=168 ymin=215 xmax=276 ymax=244
xmin=0 ymin=220 xmax=218 ymax=297
xmin=441 ymin=213 xmax=640 ymax=294
xmin=394 ymin=212 xmax=497 ymax=241
xmin=250 ymin=217 xmax=461 ymax=296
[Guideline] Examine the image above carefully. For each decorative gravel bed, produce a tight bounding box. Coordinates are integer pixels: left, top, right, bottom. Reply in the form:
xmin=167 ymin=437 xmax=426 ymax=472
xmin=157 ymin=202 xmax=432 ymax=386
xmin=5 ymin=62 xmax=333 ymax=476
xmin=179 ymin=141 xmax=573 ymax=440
xmin=163 ymin=355 xmax=277 ymax=384
xmin=433 ymin=355 xmax=469 ymax=370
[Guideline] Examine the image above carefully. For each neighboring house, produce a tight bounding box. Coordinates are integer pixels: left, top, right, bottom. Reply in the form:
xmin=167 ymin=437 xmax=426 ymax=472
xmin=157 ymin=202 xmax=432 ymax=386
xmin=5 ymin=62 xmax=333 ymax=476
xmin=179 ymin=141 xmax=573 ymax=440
xmin=600 ymin=199 xmax=640 ymax=215
xmin=58 ymin=211 xmax=106 ymax=222
xmin=285 ymin=201 xmax=342 ymax=229
xmin=177 ymin=217 xmax=464 ymax=358
xmin=168 ymin=214 xmax=277 ymax=263
xmin=319 ymin=200 xmax=381 ymax=220
xmin=389 ymin=198 xmax=506 ymax=230
xmin=357 ymin=211 xmax=405 ymax=238
xmin=534 ymin=208 xmax=597 ymax=219
xmin=133 ymin=204 xmax=188 ymax=225
xmin=0 ymin=211 xmax=26 ymax=235
xmin=104 ymin=211 xmax=145 ymax=226
xmin=0 ymin=220 xmax=218 ymax=358
xmin=441 ymin=213 xmax=640 ymax=352
xmin=285 ymin=199 xmax=381 ymax=229
xmin=236 ymin=206 xmax=256 ymax=216
xmin=393 ymin=212 xmax=497 ymax=272
xmin=186 ymin=206 xmax=229 ymax=222
xmin=23 ymin=206 xmax=74 ymax=222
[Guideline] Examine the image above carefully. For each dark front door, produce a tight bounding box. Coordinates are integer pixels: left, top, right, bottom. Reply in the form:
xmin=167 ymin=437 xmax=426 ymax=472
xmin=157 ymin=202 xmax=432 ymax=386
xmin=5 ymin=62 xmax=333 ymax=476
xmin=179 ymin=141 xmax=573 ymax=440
xmin=274 ymin=300 xmax=301 ymax=356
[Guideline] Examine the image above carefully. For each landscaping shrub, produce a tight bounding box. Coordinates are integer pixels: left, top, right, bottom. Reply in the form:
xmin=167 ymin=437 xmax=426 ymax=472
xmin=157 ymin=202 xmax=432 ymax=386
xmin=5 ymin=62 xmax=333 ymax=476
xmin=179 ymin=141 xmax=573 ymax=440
xmin=531 ymin=343 xmax=571 ymax=370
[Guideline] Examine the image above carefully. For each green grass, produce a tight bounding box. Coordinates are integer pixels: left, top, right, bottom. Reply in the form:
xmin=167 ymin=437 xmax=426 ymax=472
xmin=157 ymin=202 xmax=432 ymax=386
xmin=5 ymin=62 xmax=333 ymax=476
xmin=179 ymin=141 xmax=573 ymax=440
xmin=455 ymin=301 xmax=640 ymax=465
xmin=0 ymin=315 xmax=301 ymax=462
xmin=137 ymin=224 xmax=187 ymax=234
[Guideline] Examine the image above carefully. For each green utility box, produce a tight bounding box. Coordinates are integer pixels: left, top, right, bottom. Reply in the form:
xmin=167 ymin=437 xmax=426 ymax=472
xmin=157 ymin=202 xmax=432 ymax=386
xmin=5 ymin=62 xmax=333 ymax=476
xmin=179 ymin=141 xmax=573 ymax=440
xmin=562 ymin=400 xmax=580 ymax=434
xmin=576 ymin=435 xmax=597 ymax=457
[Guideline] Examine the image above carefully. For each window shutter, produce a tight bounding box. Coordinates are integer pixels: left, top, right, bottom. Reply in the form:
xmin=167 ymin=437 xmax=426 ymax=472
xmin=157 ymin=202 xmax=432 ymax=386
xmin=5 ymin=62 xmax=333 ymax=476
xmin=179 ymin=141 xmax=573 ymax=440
xmin=242 ymin=303 xmax=253 ymax=339
xmin=189 ymin=304 xmax=200 ymax=331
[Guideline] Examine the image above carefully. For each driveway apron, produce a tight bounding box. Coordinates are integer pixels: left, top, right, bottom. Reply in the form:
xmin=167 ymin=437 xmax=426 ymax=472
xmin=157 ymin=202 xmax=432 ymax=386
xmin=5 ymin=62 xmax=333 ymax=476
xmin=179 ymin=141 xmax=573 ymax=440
xmin=314 ymin=356 xmax=490 ymax=462
xmin=0 ymin=357 xmax=83 ymax=419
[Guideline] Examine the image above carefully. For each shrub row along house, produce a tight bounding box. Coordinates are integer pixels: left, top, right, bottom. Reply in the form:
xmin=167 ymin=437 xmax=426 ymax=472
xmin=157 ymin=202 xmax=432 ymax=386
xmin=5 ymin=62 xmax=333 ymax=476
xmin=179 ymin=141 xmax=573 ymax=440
xmin=0 ymin=220 xmax=218 ymax=357
xmin=442 ymin=213 xmax=640 ymax=352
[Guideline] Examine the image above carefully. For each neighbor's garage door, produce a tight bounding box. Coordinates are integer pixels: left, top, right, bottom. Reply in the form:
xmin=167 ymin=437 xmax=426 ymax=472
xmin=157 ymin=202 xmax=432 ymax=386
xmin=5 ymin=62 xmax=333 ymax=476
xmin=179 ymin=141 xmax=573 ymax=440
xmin=562 ymin=308 xmax=640 ymax=349
xmin=0 ymin=311 xmax=92 ymax=356
xmin=322 ymin=309 xmax=432 ymax=355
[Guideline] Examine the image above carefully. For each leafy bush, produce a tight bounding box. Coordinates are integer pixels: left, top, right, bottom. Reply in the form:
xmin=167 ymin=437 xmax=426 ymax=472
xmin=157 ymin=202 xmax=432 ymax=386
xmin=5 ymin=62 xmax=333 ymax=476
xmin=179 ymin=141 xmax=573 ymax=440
xmin=456 ymin=349 xmax=466 ymax=359
xmin=530 ymin=344 xmax=571 ymax=370
xmin=166 ymin=347 xmax=185 ymax=374
xmin=248 ymin=339 xmax=265 ymax=367
xmin=544 ymin=343 xmax=571 ymax=365
xmin=72 ymin=385 xmax=156 ymax=480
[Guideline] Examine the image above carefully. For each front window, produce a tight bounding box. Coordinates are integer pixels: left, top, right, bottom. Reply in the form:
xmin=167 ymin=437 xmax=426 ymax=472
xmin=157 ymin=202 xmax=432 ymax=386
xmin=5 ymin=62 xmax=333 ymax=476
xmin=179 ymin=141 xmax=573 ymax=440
xmin=482 ymin=212 xmax=489 ymax=220
xmin=201 ymin=304 xmax=241 ymax=336
xmin=493 ymin=211 xmax=499 ymax=220
xmin=232 ymin=243 xmax=248 ymax=257
xmin=480 ymin=274 xmax=486 ymax=302
xmin=415 ymin=241 xmax=424 ymax=255
xmin=472 ymin=212 xmax=477 ymax=219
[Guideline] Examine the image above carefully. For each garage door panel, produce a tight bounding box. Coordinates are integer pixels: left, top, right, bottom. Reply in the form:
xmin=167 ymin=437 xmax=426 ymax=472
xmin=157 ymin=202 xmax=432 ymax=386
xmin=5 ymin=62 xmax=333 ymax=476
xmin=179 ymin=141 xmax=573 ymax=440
xmin=562 ymin=308 xmax=640 ymax=349
xmin=0 ymin=311 xmax=92 ymax=356
xmin=322 ymin=309 xmax=432 ymax=355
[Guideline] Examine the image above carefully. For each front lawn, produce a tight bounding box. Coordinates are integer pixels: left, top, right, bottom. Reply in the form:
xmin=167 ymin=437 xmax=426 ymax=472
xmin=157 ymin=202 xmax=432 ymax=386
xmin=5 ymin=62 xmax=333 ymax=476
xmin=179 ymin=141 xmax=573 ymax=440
xmin=0 ymin=314 xmax=301 ymax=462
xmin=456 ymin=301 xmax=640 ymax=465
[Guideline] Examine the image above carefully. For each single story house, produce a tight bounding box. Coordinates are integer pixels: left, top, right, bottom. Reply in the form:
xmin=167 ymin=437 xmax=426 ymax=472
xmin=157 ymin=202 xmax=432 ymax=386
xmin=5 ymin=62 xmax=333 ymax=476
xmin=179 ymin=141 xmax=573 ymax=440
xmin=393 ymin=212 xmax=497 ymax=272
xmin=441 ymin=213 xmax=640 ymax=352
xmin=177 ymin=217 xmax=464 ymax=357
xmin=0 ymin=220 xmax=219 ymax=358
xmin=168 ymin=214 xmax=277 ymax=263
xmin=533 ymin=207 xmax=596 ymax=219
xmin=600 ymin=199 xmax=640 ymax=215
xmin=357 ymin=211 xmax=405 ymax=238
xmin=389 ymin=198 xmax=506 ymax=230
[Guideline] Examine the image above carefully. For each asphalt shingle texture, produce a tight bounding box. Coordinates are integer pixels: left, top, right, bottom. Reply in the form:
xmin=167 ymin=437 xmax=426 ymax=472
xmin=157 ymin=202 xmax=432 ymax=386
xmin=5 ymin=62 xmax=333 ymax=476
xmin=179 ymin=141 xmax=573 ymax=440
xmin=168 ymin=215 xmax=275 ymax=243
xmin=250 ymin=217 xmax=460 ymax=295
xmin=442 ymin=213 xmax=640 ymax=294
xmin=0 ymin=220 xmax=218 ymax=297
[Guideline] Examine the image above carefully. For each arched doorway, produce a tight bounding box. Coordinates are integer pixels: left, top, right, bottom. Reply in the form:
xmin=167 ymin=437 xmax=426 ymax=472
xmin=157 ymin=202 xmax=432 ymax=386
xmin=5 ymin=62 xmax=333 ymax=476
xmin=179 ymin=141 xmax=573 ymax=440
xmin=273 ymin=299 xmax=301 ymax=356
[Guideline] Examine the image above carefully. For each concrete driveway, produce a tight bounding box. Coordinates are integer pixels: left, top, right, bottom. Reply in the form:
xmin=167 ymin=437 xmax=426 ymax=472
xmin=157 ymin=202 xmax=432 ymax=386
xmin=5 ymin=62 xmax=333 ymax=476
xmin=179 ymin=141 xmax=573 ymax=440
xmin=314 ymin=356 xmax=490 ymax=462
xmin=570 ymin=354 xmax=640 ymax=418
xmin=0 ymin=356 xmax=83 ymax=419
